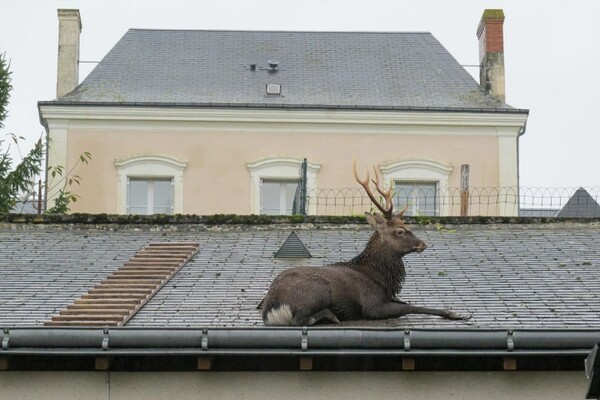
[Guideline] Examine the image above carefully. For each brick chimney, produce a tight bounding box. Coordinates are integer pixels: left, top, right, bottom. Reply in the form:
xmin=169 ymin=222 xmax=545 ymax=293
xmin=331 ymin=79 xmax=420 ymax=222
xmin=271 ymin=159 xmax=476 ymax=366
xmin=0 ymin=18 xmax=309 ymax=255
xmin=477 ymin=9 xmax=505 ymax=102
xmin=56 ymin=9 xmax=82 ymax=98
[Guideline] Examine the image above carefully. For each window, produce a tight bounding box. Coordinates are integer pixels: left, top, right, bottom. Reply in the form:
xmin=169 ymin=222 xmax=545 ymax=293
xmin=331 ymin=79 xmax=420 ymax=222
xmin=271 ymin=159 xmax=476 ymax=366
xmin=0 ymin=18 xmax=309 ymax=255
xmin=247 ymin=157 xmax=320 ymax=215
xmin=128 ymin=178 xmax=173 ymax=215
xmin=380 ymin=159 xmax=452 ymax=216
xmin=261 ymin=179 xmax=298 ymax=215
xmin=115 ymin=155 xmax=187 ymax=215
xmin=394 ymin=181 xmax=438 ymax=216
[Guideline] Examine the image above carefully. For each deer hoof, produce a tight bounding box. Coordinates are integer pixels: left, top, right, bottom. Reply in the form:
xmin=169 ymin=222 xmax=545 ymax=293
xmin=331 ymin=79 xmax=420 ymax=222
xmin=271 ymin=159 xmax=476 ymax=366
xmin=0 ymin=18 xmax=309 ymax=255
xmin=446 ymin=310 xmax=471 ymax=320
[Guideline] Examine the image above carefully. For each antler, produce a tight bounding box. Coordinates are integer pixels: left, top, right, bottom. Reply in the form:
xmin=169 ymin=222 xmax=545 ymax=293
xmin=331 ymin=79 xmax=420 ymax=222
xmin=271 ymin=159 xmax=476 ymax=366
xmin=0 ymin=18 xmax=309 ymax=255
xmin=353 ymin=157 xmax=394 ymax=219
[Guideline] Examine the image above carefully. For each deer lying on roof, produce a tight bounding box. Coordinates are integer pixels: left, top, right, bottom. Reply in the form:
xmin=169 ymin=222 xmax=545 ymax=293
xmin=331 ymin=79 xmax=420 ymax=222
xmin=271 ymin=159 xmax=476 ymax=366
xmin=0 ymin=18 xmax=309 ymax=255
xmin=262 ymin=160 xmax=468 ymax=326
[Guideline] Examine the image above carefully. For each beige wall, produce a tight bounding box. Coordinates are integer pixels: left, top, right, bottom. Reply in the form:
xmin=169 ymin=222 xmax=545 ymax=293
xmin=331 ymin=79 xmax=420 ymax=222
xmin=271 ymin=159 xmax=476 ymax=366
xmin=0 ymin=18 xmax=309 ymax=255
xmin=66 ymin=128 xmax=499 ymax=215
xmin=40 ymin=106 xmax=527 ymax=215
xmin=0 ymin=371 xmax=587 ymax=400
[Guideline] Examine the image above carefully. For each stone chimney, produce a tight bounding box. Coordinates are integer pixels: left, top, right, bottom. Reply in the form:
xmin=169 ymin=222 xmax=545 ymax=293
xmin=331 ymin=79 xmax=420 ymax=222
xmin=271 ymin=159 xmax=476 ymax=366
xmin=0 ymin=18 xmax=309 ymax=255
xmin=477 ymin=9 xmax=505 ymax=102
xmin=56 ymin=9 xmax=82 ymax=98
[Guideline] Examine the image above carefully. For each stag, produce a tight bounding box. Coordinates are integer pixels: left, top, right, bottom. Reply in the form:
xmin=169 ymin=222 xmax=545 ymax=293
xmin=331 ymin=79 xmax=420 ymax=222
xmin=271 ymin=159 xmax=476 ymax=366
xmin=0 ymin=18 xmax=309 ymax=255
xmin=261 ymin=160 xmax=468 ymax=326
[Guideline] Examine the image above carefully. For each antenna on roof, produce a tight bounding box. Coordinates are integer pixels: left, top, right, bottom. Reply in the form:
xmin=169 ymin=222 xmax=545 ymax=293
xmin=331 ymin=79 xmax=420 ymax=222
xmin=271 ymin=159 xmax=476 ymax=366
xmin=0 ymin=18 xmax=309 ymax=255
xmin=268 ymin=60 xmax=279 ymax=71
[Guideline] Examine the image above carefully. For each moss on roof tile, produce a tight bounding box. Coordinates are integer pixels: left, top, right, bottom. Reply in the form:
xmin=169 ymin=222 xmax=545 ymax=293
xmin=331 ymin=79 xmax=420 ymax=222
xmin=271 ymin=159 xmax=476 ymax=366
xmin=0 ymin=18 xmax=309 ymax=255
xmin=1 ymin=213 xmax=599 ymax=227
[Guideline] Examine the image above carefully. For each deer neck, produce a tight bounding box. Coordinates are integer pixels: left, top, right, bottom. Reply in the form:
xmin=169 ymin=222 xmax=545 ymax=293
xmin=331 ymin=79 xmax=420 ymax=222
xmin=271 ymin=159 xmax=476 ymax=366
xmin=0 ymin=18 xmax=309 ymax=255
xmin=349 ymin=232 xmax=406 ymax=297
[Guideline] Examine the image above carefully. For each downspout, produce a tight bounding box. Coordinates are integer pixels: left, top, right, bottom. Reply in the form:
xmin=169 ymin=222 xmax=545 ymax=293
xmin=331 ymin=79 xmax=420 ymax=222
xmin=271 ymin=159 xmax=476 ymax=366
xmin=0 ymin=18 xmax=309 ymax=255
xmin=516 ymin=119 xmax=528 ymax=216
xmin=37 ymin=108 xmax=50 ymax=213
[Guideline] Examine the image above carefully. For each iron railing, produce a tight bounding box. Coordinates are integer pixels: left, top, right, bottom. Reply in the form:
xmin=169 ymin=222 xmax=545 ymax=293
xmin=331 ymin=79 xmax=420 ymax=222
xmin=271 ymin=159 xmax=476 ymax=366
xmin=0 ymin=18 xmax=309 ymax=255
xmin=304 ymin=186 xmax=600 ymax=217
xmin=10 ymin=186 xmax=600 ymax=218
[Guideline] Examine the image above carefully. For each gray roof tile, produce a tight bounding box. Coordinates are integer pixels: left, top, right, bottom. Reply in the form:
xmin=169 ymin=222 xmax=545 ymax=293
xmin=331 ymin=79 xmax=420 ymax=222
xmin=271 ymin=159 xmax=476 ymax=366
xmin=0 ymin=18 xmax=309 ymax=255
xmin=53 ymin=30 xmax=517 ymax=111
xmin=1 ymin=223 xmax=599 ymax=329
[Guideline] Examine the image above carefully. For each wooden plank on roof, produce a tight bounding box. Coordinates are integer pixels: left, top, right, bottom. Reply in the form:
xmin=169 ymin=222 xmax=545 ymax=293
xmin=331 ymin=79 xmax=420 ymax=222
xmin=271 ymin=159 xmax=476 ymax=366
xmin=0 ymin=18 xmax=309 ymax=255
xmin=44 ymin=242 xmax=200 ymax=327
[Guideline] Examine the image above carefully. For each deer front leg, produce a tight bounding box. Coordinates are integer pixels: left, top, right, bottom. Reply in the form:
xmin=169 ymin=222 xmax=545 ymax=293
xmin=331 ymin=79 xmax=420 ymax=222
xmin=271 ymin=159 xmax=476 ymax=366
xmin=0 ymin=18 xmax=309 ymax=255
xmin=307 ymin=308 xmax=340 ymax=325
xmin=365 ymin=302 xmax=469 ymax=321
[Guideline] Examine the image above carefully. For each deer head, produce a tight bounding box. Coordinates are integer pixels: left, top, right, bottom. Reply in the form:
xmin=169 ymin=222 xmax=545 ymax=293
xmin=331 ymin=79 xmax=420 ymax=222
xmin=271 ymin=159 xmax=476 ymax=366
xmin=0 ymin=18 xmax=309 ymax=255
xmin=353 ymin=158 xmax=426 ymax=255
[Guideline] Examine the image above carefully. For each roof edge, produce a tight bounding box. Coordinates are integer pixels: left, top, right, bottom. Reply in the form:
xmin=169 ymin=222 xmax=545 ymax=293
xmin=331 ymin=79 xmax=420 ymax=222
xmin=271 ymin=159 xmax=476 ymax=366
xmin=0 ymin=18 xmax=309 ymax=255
xmin=2 ymin=213 xmax=600 ymax=227
xmin=2 ymin=327 xmax=598 ymax=355
xmin=38 ymin=100 xmax=530 ymax=115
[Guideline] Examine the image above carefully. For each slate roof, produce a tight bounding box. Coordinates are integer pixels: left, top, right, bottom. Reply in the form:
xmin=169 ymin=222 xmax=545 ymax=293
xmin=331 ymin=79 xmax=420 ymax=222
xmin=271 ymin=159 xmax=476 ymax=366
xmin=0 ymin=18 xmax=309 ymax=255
xmin=49 ymin=30 xmax=523 ymax=112
xmin=557 ymin=188 xmax=600 ymax=218
xmin=1 ymin=221 xmax=599 ymax=329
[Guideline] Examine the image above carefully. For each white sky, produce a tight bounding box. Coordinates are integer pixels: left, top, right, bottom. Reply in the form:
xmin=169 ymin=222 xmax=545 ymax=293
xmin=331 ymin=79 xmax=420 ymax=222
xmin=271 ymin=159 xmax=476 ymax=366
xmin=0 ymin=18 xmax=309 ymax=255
xmin=1 ymin=0 xmax=599 ymax=188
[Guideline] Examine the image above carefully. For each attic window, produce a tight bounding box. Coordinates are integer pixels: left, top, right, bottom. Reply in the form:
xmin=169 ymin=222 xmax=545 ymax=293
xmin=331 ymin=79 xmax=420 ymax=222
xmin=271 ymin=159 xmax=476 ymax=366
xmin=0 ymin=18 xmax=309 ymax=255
xmin=275 ymin=231 xmax=311 ymax=258
xmin=266 ymin=83 xmax=281 ymax=96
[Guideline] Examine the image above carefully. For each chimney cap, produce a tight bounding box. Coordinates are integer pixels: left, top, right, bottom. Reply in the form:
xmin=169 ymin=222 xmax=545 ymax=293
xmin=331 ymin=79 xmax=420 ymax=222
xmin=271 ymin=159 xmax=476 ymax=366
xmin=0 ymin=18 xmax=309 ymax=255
xmin=481 ymin=9 xmax=505 ymax=20
xmin=57 ymin=9 xmax=82 ymax=31
xmin=477 ymin=9 xmax=504 ymax=38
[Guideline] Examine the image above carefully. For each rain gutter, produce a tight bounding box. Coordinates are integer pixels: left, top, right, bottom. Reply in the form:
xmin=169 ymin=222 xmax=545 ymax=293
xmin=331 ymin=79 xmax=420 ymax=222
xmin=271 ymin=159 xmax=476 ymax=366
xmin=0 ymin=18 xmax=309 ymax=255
xmin=2 ymin=328 xmax=598 ymax=357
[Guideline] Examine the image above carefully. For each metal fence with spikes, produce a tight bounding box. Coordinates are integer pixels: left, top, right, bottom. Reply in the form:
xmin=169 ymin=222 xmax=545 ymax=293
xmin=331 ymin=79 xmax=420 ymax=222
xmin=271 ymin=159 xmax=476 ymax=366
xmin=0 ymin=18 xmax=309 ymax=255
xmin=304 ymin=186 xmax=600 ymax=218
xmin=11 ymin=185 xmax=600 ymax=218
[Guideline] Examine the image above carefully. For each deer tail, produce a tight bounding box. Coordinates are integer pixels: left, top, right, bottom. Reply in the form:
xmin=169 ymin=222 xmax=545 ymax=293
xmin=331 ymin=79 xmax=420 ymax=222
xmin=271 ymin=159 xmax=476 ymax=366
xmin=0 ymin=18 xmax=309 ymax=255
xmin=263 ymin=304 xmax=293 ymax=326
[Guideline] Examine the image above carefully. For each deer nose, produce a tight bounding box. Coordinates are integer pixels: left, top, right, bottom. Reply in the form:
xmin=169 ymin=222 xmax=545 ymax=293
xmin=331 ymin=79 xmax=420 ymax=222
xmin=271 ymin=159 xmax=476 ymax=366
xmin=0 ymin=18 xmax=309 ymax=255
xmin=415 ymin=241 xmax=427 ymax=253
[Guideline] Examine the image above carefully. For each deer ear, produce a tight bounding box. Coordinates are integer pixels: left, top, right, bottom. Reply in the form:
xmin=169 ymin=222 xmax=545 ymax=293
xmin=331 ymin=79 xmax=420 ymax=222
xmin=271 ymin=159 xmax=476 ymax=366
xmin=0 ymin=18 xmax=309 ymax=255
xmin=365 ymin=212 xmax=386 ymax=228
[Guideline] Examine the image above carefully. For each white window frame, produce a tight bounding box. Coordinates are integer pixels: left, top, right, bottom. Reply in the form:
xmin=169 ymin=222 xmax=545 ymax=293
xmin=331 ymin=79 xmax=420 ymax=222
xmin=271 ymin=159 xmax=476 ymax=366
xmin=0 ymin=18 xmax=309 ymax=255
xmin=260 ymin=179 xmax=299 ymax=215
xmin=115 ymin=155 xmax=187 ymax=215
xmin=127 ymin=177 xmax=174 ymax=215
xmin=247 ymin=157 xmax=320 ymax=215
xmin=379 ymin=159 xmax=453 ymax=216
xmin=394 ymin=181 xmax=439 ymax=217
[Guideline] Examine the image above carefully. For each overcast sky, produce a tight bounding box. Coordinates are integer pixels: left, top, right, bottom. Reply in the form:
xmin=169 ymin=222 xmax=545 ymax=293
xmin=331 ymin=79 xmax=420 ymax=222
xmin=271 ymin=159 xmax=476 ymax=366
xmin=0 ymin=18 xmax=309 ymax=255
xmin=1 ymin=0 xmax=599 ymax=188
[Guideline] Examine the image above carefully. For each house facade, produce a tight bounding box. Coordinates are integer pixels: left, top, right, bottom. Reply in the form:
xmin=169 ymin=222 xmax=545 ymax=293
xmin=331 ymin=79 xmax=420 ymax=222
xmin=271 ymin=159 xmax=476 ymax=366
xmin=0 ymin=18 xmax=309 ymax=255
xmin=0 ymin=217 xmax=598 ymax=399
xmin=39 ymin=9 xmax=528 ymax=216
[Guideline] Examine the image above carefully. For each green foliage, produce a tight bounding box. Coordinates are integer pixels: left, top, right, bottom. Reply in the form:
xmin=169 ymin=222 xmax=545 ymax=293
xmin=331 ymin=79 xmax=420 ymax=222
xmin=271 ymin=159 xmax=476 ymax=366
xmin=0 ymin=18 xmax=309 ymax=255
xmin=0 ymin=53 xmax=43 ymax=213
xmin=0 ymin=53 xmax=11 ymax=129
xmin=0 ymin=135 xmax=43 ymax=213
xmin=0 ymin=54 xmax=91 ymax=214
xmin=46 ymin=151 xmax=91 ymax=214
xmin=46 ymin=189 xmax=79 ymax=214
xmin=412 ymin=215 xmax=432 ymax=225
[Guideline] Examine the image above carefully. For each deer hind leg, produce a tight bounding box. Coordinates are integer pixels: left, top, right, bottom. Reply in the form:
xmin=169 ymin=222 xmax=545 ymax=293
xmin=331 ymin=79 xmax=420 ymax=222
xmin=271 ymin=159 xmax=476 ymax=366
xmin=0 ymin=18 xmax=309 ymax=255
xmin=307 ymin=308 xmax=340 ymax=326
xmin=367 ymin=302 xmax=470 ymax=321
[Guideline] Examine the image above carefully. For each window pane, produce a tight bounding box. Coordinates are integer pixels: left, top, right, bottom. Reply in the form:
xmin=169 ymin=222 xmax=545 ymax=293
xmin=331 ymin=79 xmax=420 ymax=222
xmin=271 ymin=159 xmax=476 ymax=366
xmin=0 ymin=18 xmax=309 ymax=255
xmin=395 ymin=184 xmax=412 ymax=206
xmin=129 ymin=179 xmax=148 ymax=215
xmin=128 ymin=178 xmax=174 ymax=215
xmin=261 ymin=180 xmax=299 ymax=215
xmin=153 ymin=180 xmax=173 ymax=214
xmin=416 ymin=185 xmax=437 ymax=216
xmin=394 ymin=182 xmax=437 ymax=216
xmin=261 ymin=181 xmax=281 ymax=215
xmin=285 ymin=181 xmax=298 ymax=215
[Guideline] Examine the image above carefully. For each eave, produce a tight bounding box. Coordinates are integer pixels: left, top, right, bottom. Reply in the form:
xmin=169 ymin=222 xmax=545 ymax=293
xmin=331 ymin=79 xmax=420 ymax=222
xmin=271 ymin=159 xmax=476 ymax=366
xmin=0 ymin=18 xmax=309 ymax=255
xmin=1 ymin=327 xmax=597 ymax=372
xmin=37 ymin=102 xmax=529 ymax=134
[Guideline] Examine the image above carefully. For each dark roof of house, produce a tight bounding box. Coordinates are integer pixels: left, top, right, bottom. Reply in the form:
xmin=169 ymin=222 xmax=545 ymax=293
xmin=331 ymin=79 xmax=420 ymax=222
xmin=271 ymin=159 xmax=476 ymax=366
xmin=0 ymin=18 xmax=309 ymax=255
xmin=557 ymin=188 xmax=600 ymax=218
xmin=49 ymin=30 xmax=524 ymax=112
xmin=1 ymin=220 xmax=599 ymax=330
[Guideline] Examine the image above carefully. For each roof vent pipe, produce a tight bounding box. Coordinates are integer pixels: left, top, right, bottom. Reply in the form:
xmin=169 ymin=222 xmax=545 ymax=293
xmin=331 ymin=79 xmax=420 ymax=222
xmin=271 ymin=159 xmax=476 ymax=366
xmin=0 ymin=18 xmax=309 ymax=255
xmin=268 ymin=60 xmax=279 ymax=70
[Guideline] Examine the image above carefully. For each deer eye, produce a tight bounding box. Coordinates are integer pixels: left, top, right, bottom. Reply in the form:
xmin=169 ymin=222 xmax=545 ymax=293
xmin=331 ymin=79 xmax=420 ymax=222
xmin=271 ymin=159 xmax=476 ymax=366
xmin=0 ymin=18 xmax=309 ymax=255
xmin=396 ymin=228 xmax=405 ymax=235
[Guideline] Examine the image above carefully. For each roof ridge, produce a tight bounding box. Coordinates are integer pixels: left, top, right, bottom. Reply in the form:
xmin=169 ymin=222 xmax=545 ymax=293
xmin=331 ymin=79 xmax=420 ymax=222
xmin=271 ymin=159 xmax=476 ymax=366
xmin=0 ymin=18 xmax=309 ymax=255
xmin=126 ymin=28 xmax=433 ymax=35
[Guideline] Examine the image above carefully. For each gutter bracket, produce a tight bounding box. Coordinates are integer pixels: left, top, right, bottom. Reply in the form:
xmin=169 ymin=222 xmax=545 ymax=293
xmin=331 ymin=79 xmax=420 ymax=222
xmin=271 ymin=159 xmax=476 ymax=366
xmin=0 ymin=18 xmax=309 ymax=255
xmin=102 ymin=329 xmax=109 ymax=351
xmin=301 ymin=328 xmax=308 ymax=351
xmin=404 ymin=330 xmax=411 ymax=351
xmin=506 ymin=330 xmax=514 ymax=352
xmin=2 ymin=329 xmax=9 ymax=350
xmin=201 ymin=329 xmax=209 ymax=351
